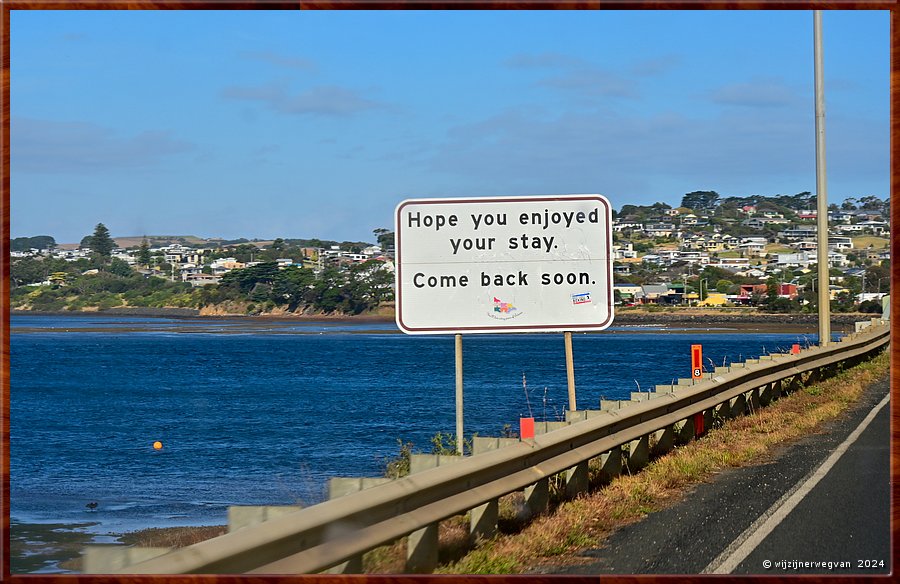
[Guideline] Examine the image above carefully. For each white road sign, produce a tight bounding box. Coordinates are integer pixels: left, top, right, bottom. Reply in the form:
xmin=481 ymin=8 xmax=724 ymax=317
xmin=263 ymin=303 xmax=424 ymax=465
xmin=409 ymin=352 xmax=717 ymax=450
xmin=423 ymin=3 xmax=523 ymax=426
xmin=394 ymin=194 xmax=614 ymax=334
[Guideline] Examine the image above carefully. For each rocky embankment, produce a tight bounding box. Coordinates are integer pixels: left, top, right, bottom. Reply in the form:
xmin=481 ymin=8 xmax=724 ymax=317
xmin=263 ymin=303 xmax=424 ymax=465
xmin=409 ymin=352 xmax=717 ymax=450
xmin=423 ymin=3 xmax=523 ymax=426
xmin=611 ymin=310 xmax=873 ymax=326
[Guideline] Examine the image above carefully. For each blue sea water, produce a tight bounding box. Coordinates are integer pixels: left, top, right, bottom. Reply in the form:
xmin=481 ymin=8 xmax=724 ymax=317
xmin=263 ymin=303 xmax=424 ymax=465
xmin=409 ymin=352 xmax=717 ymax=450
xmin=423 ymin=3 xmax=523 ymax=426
xmin=9 ymin=314 xmax=821 ymax=535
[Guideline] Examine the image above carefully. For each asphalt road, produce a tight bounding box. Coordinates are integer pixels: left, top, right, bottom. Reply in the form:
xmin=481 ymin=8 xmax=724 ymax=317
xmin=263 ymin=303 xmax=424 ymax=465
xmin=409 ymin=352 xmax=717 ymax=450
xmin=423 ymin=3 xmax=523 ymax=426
xmin=540 ymin=374 xmax=891 ymax=575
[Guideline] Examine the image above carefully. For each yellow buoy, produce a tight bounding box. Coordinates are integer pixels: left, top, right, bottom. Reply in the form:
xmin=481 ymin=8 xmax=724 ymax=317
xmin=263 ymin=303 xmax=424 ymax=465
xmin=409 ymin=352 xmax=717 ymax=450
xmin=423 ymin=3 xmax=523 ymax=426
xmin=153 ymin=441 xmax=163 ymax=450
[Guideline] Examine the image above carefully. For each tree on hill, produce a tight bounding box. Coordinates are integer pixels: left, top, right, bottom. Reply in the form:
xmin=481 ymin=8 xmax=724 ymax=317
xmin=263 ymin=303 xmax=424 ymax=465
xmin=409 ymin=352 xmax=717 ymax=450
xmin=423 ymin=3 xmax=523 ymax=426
xmin=137 ymin=238 xmax=152 ymax=268
xmin=11 ymin=235 xmax=56 ymax=252
xmin=87 ymin=223 xmax=115 ymax=257
xmin=372 ymin=228 xmax=394 ymax=250
xmin=680 ymin=191 xmax=720 ymax=212
xmin=858 ymin=195 xmax=884 ymax=212
xmin=10 ymin=257 xmax=47 ymax=287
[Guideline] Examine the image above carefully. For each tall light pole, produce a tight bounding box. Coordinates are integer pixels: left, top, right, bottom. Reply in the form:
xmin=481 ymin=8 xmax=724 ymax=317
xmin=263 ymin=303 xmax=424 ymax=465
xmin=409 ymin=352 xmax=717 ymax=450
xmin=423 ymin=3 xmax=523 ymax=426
xmin=814 ymin=11 xmax=831 ymax=346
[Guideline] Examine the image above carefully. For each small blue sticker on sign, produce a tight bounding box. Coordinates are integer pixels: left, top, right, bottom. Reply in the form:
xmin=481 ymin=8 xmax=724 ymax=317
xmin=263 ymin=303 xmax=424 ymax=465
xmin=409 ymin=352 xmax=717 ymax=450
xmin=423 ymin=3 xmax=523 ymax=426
xmin=571 ymin=292 xmax=592 ymax=305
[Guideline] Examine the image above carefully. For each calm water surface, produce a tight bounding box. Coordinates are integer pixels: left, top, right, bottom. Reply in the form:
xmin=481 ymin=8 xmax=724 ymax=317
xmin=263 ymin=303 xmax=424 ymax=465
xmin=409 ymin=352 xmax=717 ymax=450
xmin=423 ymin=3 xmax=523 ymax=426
xmin=10 ymin=314 xmax=823 ymax=536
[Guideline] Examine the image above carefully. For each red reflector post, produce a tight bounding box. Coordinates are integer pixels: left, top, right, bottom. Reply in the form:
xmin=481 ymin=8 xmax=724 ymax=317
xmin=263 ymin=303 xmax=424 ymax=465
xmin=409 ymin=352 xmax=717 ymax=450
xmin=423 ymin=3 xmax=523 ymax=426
xmin=520 ymin=417 xmax=535 ymax=440
xmin=693 ymin=412 xmax=705 ymax=437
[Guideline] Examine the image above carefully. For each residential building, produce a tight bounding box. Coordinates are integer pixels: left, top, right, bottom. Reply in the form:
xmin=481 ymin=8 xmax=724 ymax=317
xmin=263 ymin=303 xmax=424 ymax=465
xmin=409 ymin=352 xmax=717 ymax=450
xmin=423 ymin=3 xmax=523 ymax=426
xmin=742 ymin=217 xmax=788 ymax=229
xmin=640 ymin=284 xmax=671 ymax=304
xmin=827 ymin=236 xmax=853 ymax=250
xmin=778 ymin=227 xmax=818 ymax=240
xmin=775 ymin=252 xmax=813 ymax=268
xmin=707 ymin=257 xmax=751 ymax=271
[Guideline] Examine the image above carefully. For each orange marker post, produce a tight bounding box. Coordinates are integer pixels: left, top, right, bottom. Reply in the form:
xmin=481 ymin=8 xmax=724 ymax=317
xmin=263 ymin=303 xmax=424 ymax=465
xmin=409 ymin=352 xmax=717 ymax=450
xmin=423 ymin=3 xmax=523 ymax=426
xmin=791 ymin=344 xmax=801 ymax=355
xmin=691 ymin=344 xmax=703 ymax=380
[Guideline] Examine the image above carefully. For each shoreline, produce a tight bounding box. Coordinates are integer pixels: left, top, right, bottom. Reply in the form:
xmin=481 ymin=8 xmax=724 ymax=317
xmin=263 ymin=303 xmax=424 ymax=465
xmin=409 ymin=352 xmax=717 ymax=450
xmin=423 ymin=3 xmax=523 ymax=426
xmin=11 ymin=306 xmax=873 ymax=326
xmin=9 ymin=520 xmax=228 ymax=574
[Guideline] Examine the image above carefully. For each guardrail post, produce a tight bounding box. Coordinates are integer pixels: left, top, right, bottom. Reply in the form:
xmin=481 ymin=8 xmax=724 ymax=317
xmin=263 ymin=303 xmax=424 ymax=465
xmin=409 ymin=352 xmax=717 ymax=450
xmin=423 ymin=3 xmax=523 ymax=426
xmin=676 ymin=417 xmax=694 ymax=444
xmin=406 ymin=524 xmax=438 ymax=573
xmin=524 ymin=478 xmax=550 ymax=517
xmin=651 ymin=425 xmax=675 ymax=456
xmin=627 ymin=435 xmax=650 ymax=471
xmin=470 ymin=499 xmax=499 ymax=540
xmin=83 ymin=546 xmax=172 ymax=574
xmin=565 ymin=461 xmax=589 ymax=498
xmin=703 ymin=408 xmax=714 ymax=432
xmin=759 ymin=382 xmax=774 ymax=406
xmin=597 ymin=446 xmax=622 ymax=483
xmin=746 ymin=388 xmax=761 ymax=413
xmin=786 ymin=373 xmax=802 ymax=394
xmin=714 ymin=399 xmax=730 ymax=423
xmin=729 ymin=393 xmax=747 ymax=418
xmin=326 ymin=480 xmax=392 ymax=573
xmin=325 ymin=555 xmax=364 ymax=574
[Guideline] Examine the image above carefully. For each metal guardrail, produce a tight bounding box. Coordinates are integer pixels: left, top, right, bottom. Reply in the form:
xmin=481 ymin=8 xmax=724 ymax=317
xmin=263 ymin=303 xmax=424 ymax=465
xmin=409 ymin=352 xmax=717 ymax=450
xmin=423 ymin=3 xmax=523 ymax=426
xmin=117 ymin=322 xmax=889 ymax=574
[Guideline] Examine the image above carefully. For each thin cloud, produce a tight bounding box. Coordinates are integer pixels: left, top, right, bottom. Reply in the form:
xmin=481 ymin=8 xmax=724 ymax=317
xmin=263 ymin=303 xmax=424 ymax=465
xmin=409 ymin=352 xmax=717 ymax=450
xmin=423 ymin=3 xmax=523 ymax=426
xmin=710 ymin=78 xmax=798 ymax=107
xmin=506 ymin=51 xmax=638 ymax=99
xmin=504 ymin=52 xmax=580 ymax=69
xmin=241 ymin=50 xmax=317 ymax=71
xmin=630 ymin=54 xmax=681 ymax=76
xmin=424 ymin=103 xmax=863 ymax=195
xmin=538 ymin=69 xmax=637 ymax=98
xmin=12 ymin=117 xmax=194 ymax=174
xmin=222 ymin=82 xmax=387 ymax=116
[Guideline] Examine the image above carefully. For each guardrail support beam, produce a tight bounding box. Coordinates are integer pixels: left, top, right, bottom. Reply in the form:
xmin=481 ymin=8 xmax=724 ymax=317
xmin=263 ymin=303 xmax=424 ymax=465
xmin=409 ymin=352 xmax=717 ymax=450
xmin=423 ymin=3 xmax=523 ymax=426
xmin=651 ymin=425 xmax=675 ymax=456
xmin=324 ymin=555 xmax=363 ymax=574
xmin=524 ymin=478 xmax=550 ymax=517
xmin=747 ymin=388 xmax=761 ymax=413
xmin=565 ymin=461 xmax=589 ymax=498
xmin=406 ymin=524 xmax=438 ymax=574
xmin=627 ymin=435 xmax=650 ymax=471
xmin=597 ymin=446 xmax=622 ymax=483
xmin=714 ymin=399 xmax=730 ymax=423
xmin=470 ymin=500 xmax=498 ymax=540
xmin=729 ymin=393 xmax=747 ymax=418
xmin=676 ymin=417 xmax=695 ymax=444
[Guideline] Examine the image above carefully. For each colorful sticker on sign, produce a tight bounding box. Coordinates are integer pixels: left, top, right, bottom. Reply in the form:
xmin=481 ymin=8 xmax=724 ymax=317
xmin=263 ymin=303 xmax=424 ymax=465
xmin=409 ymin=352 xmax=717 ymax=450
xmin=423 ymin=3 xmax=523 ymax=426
xmin=489 ymin=297 xmax=523 ymax=320
xmin=571 ymin=292 xmax=592 ymax=305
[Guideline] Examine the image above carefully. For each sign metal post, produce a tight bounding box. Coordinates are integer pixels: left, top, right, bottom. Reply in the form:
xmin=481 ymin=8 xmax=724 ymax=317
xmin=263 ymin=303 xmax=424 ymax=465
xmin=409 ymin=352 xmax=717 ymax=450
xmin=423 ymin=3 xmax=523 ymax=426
xmin=455 ymin=333 xmax=464 ymax=455
xmin=564 ymin=331 xmax=577 ymax=411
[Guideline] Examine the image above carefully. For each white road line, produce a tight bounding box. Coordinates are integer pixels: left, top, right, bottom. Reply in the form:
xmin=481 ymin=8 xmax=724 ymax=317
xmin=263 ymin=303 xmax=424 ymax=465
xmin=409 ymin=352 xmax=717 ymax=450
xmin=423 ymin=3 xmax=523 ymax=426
xmin=702 ymin=391 xmax=890 ymax=574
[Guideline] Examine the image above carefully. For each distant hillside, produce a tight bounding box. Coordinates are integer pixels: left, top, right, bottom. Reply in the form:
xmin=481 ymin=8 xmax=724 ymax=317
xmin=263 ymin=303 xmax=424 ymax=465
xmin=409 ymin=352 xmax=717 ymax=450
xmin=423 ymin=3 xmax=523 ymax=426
xmin=110 ymin=236 xmax=286 ymax=249
xmin=112 ymin=235 xmax=216 ymax=249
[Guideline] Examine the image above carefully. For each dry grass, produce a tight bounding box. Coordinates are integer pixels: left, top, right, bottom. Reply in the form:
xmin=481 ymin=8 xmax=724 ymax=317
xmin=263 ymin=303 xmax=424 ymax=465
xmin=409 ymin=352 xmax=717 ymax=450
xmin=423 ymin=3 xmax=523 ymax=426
xmin=435 ymin=350 xmax=888 ymax=574
xmin=119 ymin=525 xmax=229 ymax=548
xmin=851 ymin=236 xmax=889 ymax=249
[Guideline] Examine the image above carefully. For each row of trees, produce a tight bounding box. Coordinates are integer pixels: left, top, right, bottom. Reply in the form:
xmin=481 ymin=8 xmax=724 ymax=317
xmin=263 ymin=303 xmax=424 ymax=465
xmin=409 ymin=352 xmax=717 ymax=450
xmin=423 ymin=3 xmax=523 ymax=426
xmin=197 ymin=260 xmax=393 ymax=315
xmin=615 ymin=193 xmax=888 ymax=223
xmin=11 ymin=253 xmax=395 ymax=316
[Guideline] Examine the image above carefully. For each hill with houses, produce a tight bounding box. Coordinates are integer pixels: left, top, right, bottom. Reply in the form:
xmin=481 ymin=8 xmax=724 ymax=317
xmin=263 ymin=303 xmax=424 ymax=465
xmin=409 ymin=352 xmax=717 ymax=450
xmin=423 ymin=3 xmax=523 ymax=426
xmin=9 ymin=191 xmax=890 ymax=316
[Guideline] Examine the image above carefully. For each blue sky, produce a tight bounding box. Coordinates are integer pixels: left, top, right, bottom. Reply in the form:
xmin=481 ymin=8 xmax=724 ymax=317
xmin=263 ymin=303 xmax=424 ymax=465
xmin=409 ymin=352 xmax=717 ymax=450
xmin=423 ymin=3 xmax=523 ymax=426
xmin=11 ymin=10 xmax=889 ymax=244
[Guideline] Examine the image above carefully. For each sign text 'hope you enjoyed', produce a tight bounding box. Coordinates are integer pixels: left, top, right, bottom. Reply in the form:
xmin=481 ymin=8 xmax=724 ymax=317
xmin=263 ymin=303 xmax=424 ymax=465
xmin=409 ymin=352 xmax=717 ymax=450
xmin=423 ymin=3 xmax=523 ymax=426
xmin=395 ymin=194 xmax=614 ymax=334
